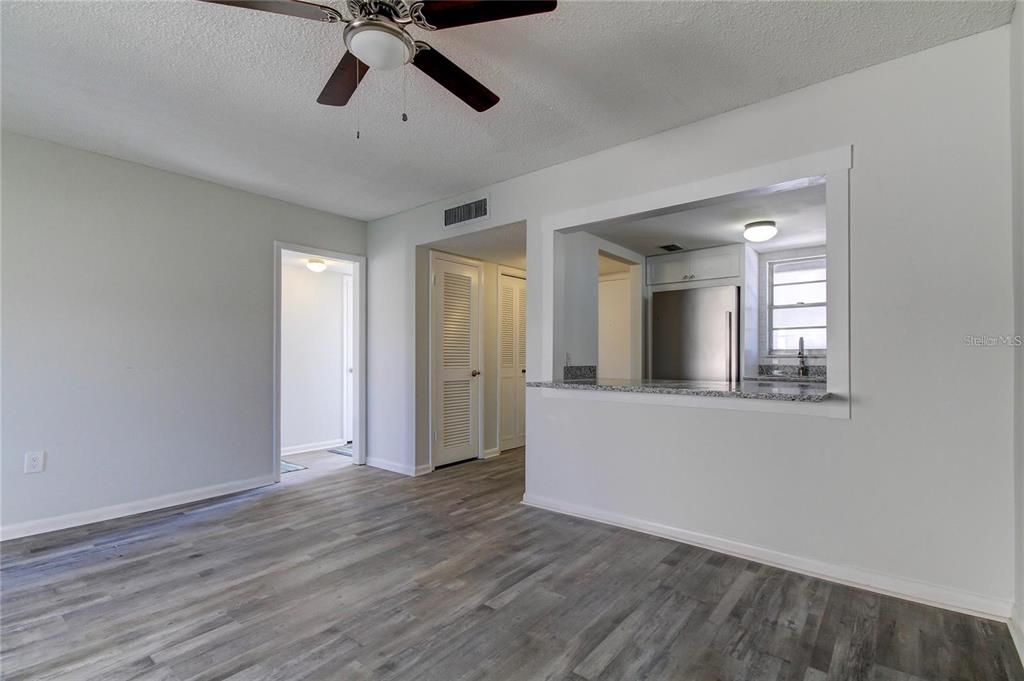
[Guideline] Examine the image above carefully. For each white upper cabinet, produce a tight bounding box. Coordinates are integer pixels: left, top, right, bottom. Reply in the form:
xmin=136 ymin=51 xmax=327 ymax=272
xmin=646 ymin=244 xmax=743 ymax=286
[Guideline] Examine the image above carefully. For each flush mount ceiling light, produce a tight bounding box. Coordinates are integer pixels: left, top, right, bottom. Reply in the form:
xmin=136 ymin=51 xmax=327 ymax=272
xmin=743 ymin=220 xmax=778 ymax=243
xmin=306 ymin=258 xmax=328 ymax=273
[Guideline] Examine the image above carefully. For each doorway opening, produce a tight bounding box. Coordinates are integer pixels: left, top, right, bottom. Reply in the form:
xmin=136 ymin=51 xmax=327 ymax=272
xmin=597 ymin=251 xmax=644 ymax=381
xmin=274 ymin=243 xmax=366 ymax=482
xmin=421 ymin=221 xmax=527 ymax=471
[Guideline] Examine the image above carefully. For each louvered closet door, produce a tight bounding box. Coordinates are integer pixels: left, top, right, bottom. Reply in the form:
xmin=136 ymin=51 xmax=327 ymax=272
xmin=432 ymin=259 xmax=481 ymax=467
xmin=499 ymin=274 xmax=526 ymax=451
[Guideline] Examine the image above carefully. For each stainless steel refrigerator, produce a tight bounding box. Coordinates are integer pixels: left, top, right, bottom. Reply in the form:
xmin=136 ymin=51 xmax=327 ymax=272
xmin=651 ymin=285 xmax=740 ymax=382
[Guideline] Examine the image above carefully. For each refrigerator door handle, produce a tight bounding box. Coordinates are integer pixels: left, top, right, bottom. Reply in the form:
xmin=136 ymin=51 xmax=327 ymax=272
xmin=725 ymin=311 xmax=733 ymax=383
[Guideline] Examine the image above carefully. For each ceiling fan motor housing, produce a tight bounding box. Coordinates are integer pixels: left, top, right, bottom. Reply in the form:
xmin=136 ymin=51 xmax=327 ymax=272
xmin=347 ymin=0 xmax=411 ymax=23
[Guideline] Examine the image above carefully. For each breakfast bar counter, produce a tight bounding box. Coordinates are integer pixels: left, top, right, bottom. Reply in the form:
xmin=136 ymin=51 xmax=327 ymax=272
xmin=527 ymin=377 xmax=830 ymax=402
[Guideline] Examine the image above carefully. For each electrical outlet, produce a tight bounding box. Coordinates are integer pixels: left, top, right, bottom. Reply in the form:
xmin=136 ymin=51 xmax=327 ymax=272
xmin=24 ymin=451 xmax=46 ymax=474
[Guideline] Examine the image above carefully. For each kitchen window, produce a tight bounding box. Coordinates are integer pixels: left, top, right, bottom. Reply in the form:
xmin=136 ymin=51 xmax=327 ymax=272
xmin=768 ymin=255 xmax=826 ymax=355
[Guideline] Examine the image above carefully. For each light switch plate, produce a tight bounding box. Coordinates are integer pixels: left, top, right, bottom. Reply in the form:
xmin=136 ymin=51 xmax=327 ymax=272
xmin=24 ymin=451 xmax=46 ymax=474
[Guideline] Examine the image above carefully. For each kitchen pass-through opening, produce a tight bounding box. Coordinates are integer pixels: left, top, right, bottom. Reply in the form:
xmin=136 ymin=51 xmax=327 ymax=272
xmin=553 ymin=175 xmax=831 ymax=388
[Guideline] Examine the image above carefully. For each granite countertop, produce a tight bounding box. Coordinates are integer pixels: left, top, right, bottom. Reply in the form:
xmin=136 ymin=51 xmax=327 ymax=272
xmin=527 ymin=377 xmax=830 ymax=402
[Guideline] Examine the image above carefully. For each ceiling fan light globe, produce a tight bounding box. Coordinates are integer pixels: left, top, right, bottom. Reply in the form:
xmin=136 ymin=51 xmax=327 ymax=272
xmin=346 ymin=24 xmax=412 ymax=71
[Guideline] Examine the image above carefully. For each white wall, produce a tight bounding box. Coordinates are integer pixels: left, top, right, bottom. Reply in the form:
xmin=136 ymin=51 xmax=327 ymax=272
xmin=1 ymin=133 xmax=366 ymax=536
xmin=1010 ymin=0 xmax=1024 ymax=651
xmin=553 ymin=232 xmax=644 ymax=377
xmin=368 ymin=29 xmax=1017 ymax=617
xmin=598 ymin=274 xmax=632 ymax=380
xmin=280 ymin=264 xmax=346 ymax=454
xmin=553 ymin=232 xmax=599 ymax=371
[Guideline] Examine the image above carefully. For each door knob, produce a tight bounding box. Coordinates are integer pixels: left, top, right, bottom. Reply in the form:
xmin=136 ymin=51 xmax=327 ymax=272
xmin=471 ymin=370 xmax=481 ymax=377
xmin=521 ymin=369 xmax=526 ymax=374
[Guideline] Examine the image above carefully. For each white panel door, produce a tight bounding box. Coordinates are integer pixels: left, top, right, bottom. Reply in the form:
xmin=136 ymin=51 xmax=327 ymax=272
xmin=499 ymin=274 xmax=526 ymax=451
xmin=432 ymin=259 xmax=481 ymax=467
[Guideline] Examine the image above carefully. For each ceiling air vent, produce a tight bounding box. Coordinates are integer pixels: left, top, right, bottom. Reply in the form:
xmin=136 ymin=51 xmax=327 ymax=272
xmin=659 ymin=243 xmax=684 ymax=252
xmin=443 ymin=196 xmax=488 ymax=229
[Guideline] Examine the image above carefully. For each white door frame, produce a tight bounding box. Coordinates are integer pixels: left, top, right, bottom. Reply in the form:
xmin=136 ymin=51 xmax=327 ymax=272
xmin=496 ymin=266 xmax=526 ymax=452
xmin=428 ymin=250 xmax=485 ymax=470
xmin=273 ymin=241 xmax=367 ymax=481
xmin=341 ymin=272 xmax=355 ymax=443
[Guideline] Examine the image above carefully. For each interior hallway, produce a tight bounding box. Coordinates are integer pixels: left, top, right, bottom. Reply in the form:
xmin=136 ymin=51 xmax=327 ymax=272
xmin=1 ymin=449 xmax=1020 ymax=681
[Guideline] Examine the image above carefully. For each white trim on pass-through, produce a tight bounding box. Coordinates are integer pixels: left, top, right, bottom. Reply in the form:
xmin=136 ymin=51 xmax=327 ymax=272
xmin=537 ymin=145 xmax=852 ymax=419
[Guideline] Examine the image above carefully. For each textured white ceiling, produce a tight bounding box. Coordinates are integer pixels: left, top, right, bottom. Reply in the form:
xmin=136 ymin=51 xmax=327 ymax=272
xmin=588 ymin=183 xmax=826 ymax=255
xmin=1 ymin=1 xmax=1013 ymax=221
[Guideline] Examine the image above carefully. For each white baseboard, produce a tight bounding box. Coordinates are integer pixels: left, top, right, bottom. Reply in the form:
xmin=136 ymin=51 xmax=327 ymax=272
xmin=365 ymin=457 xmax=434 ymax=477
xmin=281 ymin=438 xmax=348 ymax=457
xmin=481 ymin=448 xmax=501 ymax=460
xmin=1010 ymin=610 xmax=1024 ymax=667
xmin=1 ymin=475 xmax=276 ymax=542
xmin=522 ymin=493 xmax=1013 ymax=621
xmin=366 ymin=457 xmax=415 ymax=476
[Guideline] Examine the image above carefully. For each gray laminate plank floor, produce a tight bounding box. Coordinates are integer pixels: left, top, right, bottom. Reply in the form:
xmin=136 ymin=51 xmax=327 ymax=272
xmin=2 ymin=450 xmax=1021 ymax=681
xmin=280 ymin=449 xmax=352 ymax=479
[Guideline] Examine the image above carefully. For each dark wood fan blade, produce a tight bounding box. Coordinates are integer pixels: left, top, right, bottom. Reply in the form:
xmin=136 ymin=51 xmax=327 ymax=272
xmin=412 ymin=44 xmax=498 ymax=112
xmin=410 ymin=0 xmax=556 ymax=30
xmin=197 ymin=0 xmax=343 ymax=22
xmin=317 ymin=52 xmax=368 ymax=106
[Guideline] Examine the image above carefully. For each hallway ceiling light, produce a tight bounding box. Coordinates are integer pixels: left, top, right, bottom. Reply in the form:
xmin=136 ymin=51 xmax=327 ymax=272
xmin=743 ymin=220 xmax=778 ymax=243
xmin=306 ymin=258 xmax=328 ymax=273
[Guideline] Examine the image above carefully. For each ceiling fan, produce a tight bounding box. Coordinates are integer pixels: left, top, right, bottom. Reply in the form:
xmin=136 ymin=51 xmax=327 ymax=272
xmin=199 ymin=0 xmax=557 ymax=112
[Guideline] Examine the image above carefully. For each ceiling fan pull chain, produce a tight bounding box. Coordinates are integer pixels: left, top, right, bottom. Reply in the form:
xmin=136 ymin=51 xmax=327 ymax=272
xmin=355 ymin=60 xmax=362 ymax=139
xmin=401 ymin=67 xmax=408 ymax=122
